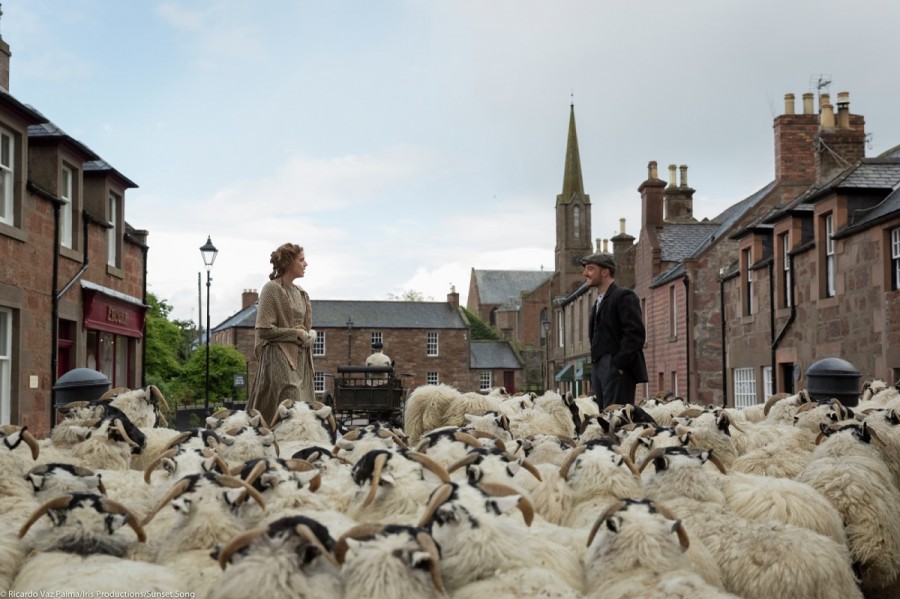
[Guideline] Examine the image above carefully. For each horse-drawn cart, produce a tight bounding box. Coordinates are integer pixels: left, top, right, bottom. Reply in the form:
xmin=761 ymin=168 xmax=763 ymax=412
xmin=332 ymin=365 xmax=406 ymax=428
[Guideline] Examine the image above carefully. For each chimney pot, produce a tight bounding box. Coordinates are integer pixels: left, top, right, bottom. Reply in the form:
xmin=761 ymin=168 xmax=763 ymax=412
xmin=619 ymin=218 xmax=626 ymax=234
xmin=668 ymin=164 xmax=677 ymax=188
xmin=836 ymin=91 xmax=850 ymax=128
xmin=602 ymin=239 xmax=609 ymax=252
xmin=648 ymin=160 xmax=658 ymax=180
xmin=821 ymin=103 xmax=835 ymax=128
xmin=784 ymin=93 xmax=795 ymax=115
xmin=679 ymin=165 xmax=688 ymax=188
xmin=802 ymin=93 xmax=814 ymax=114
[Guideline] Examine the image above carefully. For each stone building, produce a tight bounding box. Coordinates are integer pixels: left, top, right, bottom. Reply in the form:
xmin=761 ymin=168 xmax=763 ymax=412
xmin=215 ymin=288 xmax=523 ymax=400
xmin=0 ymin=32 xmax=147 ymax=435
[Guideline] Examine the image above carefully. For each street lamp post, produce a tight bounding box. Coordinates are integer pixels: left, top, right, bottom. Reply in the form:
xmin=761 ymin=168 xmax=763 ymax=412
xmin=200 ymin=236 xmax=218 ymax=416
xmin=346 ymin=316 xmax=354 ymax=364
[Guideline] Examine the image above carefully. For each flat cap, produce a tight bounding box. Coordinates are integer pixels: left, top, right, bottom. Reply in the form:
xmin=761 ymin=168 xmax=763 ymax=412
xmin=371 ymin=342 xmax=383 ymax=350
xmin=580 ymin=252 xmax=616 ymax=270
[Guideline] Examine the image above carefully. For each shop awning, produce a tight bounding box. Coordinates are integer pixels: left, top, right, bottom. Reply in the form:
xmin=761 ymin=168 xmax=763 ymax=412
xmin=575 ymin=361 xmax=590 ymax=379
xmin=81 ymin=281 xmax=146 ymax=338
xmin=555 ymin=364 xmax=574 ymax=382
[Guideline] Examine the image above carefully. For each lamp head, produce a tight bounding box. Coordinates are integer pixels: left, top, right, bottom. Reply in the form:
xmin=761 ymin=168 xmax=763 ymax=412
xmin=200 ymin=236 xmax=218 ymax=268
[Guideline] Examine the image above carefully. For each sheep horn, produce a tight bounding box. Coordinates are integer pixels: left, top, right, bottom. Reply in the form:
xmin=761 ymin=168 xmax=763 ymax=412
xmin=704 ymin=451 xmax=728 ymax=475
xmin=148 ymin=385 xmax=170 ymax=414
xmin=163 ymin=431 xmax=194 ymax=451
xmin=628 ymin=427 xmax=656 ymax=463
xmin=99 ymin=386 xmax=129 ymax=401
xmin=295 ymin=523 xmax=339 ymax=567
xmin=200 ymin=449 xmax=230 ymax=475
xmin=636 ymin=447 xmax=668 ymax=474
xmin=603 ymin=403 xmax=625 ymax=413
xmin=619 ymin=454 xmax=641 ymax=478
xmin=479 ymin=482 xmax=534 ymax=526
xmin=586 ymin=499 xmax=627 ymax=548
xmin=467 ymin=430 xmax=508 ymax=452
xmin=99 ymin=497 xmax=147 ymax=543
xmin=334 ymin=523 xmax=385 ymax=565
xmin=418 ymin=483 xmax=455 ymax=528
xmin=559 ymin=444 xmax=587 ymax=481
xmin=363 ymin=452 xmax=391 ymax=508
xmin=141 ymin=477 xmax=194 ymax=526
xmin=376 ymin=428 xmax=408 ymax=448
xmin=143 ymin=448 xmax=180 ymax=484
xmin=416 ymin=530 xmax=445 ymax=595
xmin=763 ymin=392 xmax=790 ymax=416
xmin=677 ymin=408 xmax=704 ymax=419
xmin=18 ymin=494 xmax=74 ymax=538
xmin=413 ymin=437 xmax=431 ymax=453
xmin=652 ymin=501 xmax=690 ymax=551
xmin=310 ymin=401 xmax=338 ymax=434
xmin=218 ymin=475 xmax=267 ymax=509
xmin=795 ymin=402 xmax=816 ymax=414
xmin=397 ymin=452 xmax=447 ymax=484
xmin=452 ymin=431 xmax=484 ymax=449
xmin=216 ymin=527 xmax=266 ymax=569
xmin=285 ymin=459 xmax=322 ymax=492
xmin=516 ymin=457 xmax=543 ymax=482
xmin=238 ymin=460 xmax=269 ymax=489
xmin=446 ymin=452 xmax=480 ymax=475
xmin=112 ymin=418 xmax=140 ymax=448
xmin=20 ymin=428 xmax=40 ymax=460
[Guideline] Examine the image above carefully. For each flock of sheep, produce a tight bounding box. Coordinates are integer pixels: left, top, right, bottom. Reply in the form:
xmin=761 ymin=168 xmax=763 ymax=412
xmin=1 ymin=378 xmax=899 ymax=598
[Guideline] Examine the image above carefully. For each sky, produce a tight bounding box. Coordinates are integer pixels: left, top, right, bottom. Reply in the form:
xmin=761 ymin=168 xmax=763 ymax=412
xmin=6 ymin=0 xmax=900 ymax=326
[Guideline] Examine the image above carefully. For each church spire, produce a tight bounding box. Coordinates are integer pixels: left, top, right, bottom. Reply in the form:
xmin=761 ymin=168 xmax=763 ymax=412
xmin=561 ymin=103 xmax=584 ymax=200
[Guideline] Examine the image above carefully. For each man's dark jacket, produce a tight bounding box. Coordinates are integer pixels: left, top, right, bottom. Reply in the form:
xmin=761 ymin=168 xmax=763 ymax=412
xmin=588 ymin=282 xmax=649 ymax=382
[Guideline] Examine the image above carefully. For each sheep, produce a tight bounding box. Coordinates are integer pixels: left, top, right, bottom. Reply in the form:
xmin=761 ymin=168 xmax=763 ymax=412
xmin=269 ymin=398 xmax=338 ymax=452
xmin=403 ymin=384 xmax=504 ymax=443
xmin=507 ymin=390 xmax=577 ymax=440
xmin=215 ymin=423 xmax=279 ymax=467
xmin=335 ymin=523 xmax=444 ymax=599
xmin=206 ymin=406 xmax=269 ymax=430
xmin=210 ymin=514 xmax=341 ymax=599
xmin=0 ymin=424 xmax=41 ymax=473
xmin=332 ymin=422 xmax=408 ymax=464
xmin=796 ymin=422 xmax=900 ymax=591
xmin=412 ymin=426 xmax=488 ymax=470
xmin=582 ymin=498 xmax=738 ymax=599
xmin=519 ymin=433 xmax=577 ymax=467
xmin=417 ymin=481 xmax=584 ymax=596
xmin=346 ymin=448 xmax=451 ymax=525
xmin=228 ymin=457 xmax=328 ymax=527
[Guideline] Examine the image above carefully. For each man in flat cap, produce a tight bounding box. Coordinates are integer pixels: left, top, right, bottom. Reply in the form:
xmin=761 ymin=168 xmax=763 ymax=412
xmin=581 ymin=252 xmax=648 ymax=409
xmin=365 ymin=341 xmax=393 ymax=385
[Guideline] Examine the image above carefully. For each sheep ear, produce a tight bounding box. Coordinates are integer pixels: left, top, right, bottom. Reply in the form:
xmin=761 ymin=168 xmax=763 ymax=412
xmin=223 ymin=487 xmax=247 ymax=506
xmin=105 ymin=512 xmax=130 ymax=533
xmin=27 ymin=473 xmax=45 ymax=490
xmin=678 ymin=432 xmax=691 ymax=445
xmin=698 ymin=449 xmax=712 ymax=463
xmin=315 ymin=406 xmax=332 ymax=419
xmin=48 ymin=509 xmax=66 ymax=526
xmin=605 ymin=515 xmax=621 ymax=534
xmin=410 ymin=550 xmax=433 ymax=568
xmin=248 ymin=415 xmax=263 ymax=428
xmin=162 ymin=458 xmax=177 ymax=474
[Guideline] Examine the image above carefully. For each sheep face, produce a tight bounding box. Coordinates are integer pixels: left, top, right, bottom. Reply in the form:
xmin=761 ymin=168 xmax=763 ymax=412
xmin=25 ymin=463 xmax=106 ymax=498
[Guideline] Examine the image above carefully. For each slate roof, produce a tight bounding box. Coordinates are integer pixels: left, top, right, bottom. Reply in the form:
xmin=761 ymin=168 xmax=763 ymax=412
xmin=215 ymin=299 xmax=467 ymax=331
xmin=658 ymin=224 xmax=721 ymax=262
xmin=835 ymin=183 xmax=900 ymax=239
xmin=650 ymin=181 xmax=776 ymax=288
xmin=470 ymin=341 xmax=522 ymax=369
xmin=473 ymin=270 xmax=554 ymax=305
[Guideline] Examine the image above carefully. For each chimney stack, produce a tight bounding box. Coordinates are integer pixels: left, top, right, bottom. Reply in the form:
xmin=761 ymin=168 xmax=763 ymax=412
xmin=639 ymin=161 xmax=666 ymax=229
xmin=820 ymin=102 xmax=835 ymax=128
xmin=242 ymin=289 xmax=259 ymax=309
xmin=664 ymin=164 xmax=696 ymax=223
xmin=447 ymin=286 xmax=459 ymax=310
xmin=679 ymin=165 xmax=688 ymax=188
xmin=774 ymin=90 xmax=819 ymax=184
xmin=815 ymin=89 xmax=866 ymax=183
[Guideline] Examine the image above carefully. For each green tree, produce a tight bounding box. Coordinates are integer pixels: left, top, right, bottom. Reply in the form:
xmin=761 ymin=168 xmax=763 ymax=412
xmin=462 ymin=306 xmax=500 ymax=341
xmin=144 ymin=292 xmax=195 ymax=400
xmin=387 ymin=289 xmax=433 ymax=301
xmin=178 ymin=344 xmax=248 ymax=406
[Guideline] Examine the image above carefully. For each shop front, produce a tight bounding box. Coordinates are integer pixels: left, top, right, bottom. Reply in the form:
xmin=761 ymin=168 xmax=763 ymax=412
xmin=81 ymin=281 xmax=146 ymax=388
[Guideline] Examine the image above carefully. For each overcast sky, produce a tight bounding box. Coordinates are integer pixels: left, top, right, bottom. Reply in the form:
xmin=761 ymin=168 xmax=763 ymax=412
xmin=7 ymin=1 xmax=900 ymax=325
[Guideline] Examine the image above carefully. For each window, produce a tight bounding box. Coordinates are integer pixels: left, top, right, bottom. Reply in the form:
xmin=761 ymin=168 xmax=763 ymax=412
xmin=314 ymin=372 xmax=326 ymax=394
xmin=763 ymin=367 xmax=773 ymax=400
xmin=733 ymin=367 xmax=757 ymax=409
xmin=0 ymin=127 xmax=14 ymax=225
xmin=426 ymin=371 xmax=439 ymax=385
xmin=60 ymin=165 xmax=74 ymax=248
xmin=0 ymin=308 xmax=10 ymax=424
xmin=87 ymin=330 xmax=133 ymax=387
xmin=108 ymin=193 xmax=120 ymax=267
xmin=557 ymin=313 xmax=565 ymax=348
xmin=371 ymin=331 xmax=383 ymax=352
xmin=573 ymin=205 xmax=581 ymax=239
xmin=670 ymin=371 xmax=678 ymax=396
xmin=668 ymin=285 xmax=677 ymax=338
xmin=426 ymin=331 xmax=439 ymax=357
xmin=824 ymin=214 xmax=835 ymax=297
xmin=891 ymin=227 xmax=900 ymax=291
xmin=781 ymin=233 xmax=792 ymax=308
xmin=742 ymin=248 xmax=754 ymax=315
xmin=480 ymin=371 xmax=492 ymax=391
xmin=313 ymin=331 xmax=325 ymax=356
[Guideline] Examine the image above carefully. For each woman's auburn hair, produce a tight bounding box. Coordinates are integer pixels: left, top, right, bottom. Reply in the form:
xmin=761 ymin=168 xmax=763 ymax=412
xmin=269 ymin=243 xmax=304 ymax=279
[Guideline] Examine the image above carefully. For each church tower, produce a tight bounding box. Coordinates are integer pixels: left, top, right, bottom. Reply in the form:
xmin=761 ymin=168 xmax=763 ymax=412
xmin=555 ymin=104 xmax=593 ymax=292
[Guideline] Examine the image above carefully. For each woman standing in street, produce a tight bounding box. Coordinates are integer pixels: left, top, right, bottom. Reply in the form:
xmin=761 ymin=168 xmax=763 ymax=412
xmin=247 ymin=243 xmax=316 ymax=424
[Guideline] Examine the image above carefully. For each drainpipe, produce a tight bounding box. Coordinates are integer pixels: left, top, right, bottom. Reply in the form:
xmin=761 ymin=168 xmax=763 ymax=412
xmin=769 ymin=260 xmax=776 ymax=394
xmin=772 ymin=253 xmax=797 ymax=391
xmin=26 ymin=182 xmax=64 ymax=423
xmin=682 ymin=274 xmax=691 ymax=402
xmin=719 ymin=273 xmax=727 ymax=407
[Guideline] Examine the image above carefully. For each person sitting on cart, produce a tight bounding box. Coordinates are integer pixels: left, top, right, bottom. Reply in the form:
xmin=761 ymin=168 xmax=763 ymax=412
xmin=365 ymin=342 xmax=393 ymax=385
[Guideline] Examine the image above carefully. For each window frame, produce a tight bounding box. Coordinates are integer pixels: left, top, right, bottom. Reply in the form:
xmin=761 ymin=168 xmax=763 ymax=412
xmin=668 ymin=285 xmax=677 ymax=339
xmin=742 ymin=248 xmax=754 ymax=316
xmin=426 ymin=371 xmax=439 ymax=385
xmin=312 ymin=330 xmax=325 ymax=356
xmin=479 ymin=371 xmax=492 ymax=391
xmin=824 ymin=214 xmax=835 ymax=297
xmin=891 ymin=227 xmax=900 ymax=292
xmin=781 ymin=232 xmax=792 ymax=308
xmin=426 ymin=331 xmax=439 ymax=357
xmin=0 ymin=126 xmax=15 ymax=226
xmin=0 ymin=307 xmax=11 ymax=424
xmin=107 ymin=192 xmax=121 ymax=268
xmin=60 ymin=164 xmax=74 ymax=248
xmin=733 ymin=367 xmax=757 ymax=409
xmin=314 ymin=372 xmax=326 ymax=394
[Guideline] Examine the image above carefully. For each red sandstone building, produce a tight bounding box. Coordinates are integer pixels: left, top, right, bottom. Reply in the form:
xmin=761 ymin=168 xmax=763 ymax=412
xmin=0 ymin=34 xmax=147 ymax=435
